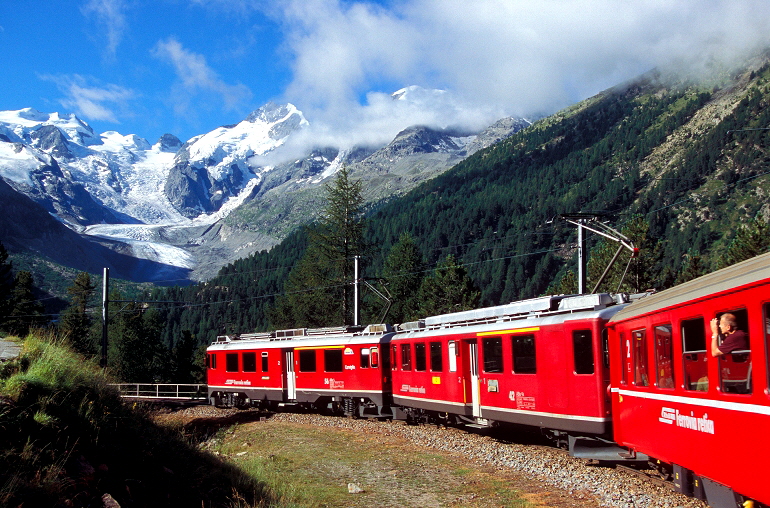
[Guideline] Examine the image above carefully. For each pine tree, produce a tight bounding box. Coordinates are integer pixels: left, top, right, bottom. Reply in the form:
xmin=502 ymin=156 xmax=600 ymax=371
xmin=0 ymin=242 xmax=13 ymax=330
xmin=676 ymin=249 xmax=706 ymax=284
xmin=107 ymin=296 xmax=165 ymax=382
xmin=271 ymin=167 xmax=366 ymax=327
xmin=171 ymin=330 xmax=202 ymax=383
xmin=548 ymin=269 xmax=578 ymax=295
xmin=718 ymin=216 xmax=770 ymax=269
xmin=382 ymin=232 xmax=424 ymax=323
xmin=417 ymin=255 xmax=481 ymax=317
xmin=5 ymin=271 xmax=46 ymax=337
xmin=59 ymin=272 xmax=97 ymax=355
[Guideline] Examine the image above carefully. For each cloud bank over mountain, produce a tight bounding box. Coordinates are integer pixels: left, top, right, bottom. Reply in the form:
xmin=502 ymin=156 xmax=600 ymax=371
xmin=269 ymin=0 xmax=770 ymax=150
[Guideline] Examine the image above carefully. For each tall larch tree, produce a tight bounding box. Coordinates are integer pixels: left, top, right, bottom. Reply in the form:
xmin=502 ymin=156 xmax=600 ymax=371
xmin=271 ymin=166 xmax=367 ymax=328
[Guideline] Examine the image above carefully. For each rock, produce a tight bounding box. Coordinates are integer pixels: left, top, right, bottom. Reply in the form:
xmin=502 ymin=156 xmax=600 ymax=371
xmin=101 ymin=493 xmax=121 ymax=507
xmin=347 ymin=483 xmax=364 ymax=494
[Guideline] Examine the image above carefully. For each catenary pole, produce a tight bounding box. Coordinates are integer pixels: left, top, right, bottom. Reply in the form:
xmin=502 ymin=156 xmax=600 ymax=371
xmin=101 ymin=267 xmax=109 ymax=368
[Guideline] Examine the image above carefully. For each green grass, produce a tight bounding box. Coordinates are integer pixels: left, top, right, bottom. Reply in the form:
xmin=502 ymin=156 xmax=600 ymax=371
xmin=213 ymin=419 xmax=532 ymax=507
xmin=0 ymin=332 xmax=275 ymax=508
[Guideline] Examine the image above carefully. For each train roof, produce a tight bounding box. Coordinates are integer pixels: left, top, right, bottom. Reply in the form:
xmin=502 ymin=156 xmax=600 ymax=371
xmin=609 ymin=251 xmax=770 ymax=324
xmin=208 ymin=323 xmax=394 ymax=351
xmin=397 ymin=293 xmax=628 ymax=336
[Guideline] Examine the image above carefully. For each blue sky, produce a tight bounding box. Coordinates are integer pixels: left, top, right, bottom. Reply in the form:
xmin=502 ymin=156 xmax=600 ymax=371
xmin=2 ymin=1 xmax=770 ymax=146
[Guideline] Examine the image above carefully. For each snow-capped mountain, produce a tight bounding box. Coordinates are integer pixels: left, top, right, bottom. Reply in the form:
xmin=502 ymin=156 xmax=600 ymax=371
xmin=0 ymin=91 xmax=529 ymax=282
xmin=164 ymin=102 xmax=308 ymax=218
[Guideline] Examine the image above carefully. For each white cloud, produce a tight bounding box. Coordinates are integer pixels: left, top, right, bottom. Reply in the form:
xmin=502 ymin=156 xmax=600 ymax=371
xmin=152 ymin=37 xmax=253 ymax=117
xmin=41 ymin=74 xmax=136 ymax=123
xmin=264 ymin=0 xmax=770 ymax=149
xmin=81 ymin=0 xmax=128 ymax=59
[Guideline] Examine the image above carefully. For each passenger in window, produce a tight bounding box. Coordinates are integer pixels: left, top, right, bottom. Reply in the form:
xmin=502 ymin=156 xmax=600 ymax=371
xmin=710 ymin=313 xmax=749 ymax=356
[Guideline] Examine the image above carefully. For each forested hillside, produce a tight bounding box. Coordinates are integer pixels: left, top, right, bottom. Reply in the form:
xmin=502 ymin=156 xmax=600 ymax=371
xmin=149 ymin=58 xmax=770 ymax=349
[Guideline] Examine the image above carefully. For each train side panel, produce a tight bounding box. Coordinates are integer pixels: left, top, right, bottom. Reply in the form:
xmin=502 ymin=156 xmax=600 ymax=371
xmin=391 ymin=295 xmax=620 ymax=435
xmin=293 ymin=341 xmax=391 ymax=406
xmin=609 ymin=253 xmax=770 ymax=505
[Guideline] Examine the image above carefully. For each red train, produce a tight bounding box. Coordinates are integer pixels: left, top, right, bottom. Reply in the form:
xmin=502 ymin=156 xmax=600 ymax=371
xmin=206 ymin=251 xmax=770 ymax=507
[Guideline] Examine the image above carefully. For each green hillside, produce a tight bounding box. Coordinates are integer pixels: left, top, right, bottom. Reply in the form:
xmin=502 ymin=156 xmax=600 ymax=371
xmin=150 ymin=58 xmax=770 ymax=346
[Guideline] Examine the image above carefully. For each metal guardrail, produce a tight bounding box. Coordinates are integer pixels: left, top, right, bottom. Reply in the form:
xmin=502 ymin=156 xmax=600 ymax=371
xmin=111 ymin=383 xmax=208 ymax=401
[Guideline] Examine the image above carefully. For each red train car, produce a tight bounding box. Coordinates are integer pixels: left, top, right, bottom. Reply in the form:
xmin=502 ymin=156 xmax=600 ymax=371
xmin=607 ymin=252 xmax=770 ymax=507
xmin=391 ymin=294 xmax=628 ymax=440
xmin=207 ymin=324 xmax=395 ymax=416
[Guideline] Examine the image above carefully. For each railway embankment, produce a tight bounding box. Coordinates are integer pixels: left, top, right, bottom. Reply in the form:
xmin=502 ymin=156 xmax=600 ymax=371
xmin=0 ymin=334 xmax=272 ymax=507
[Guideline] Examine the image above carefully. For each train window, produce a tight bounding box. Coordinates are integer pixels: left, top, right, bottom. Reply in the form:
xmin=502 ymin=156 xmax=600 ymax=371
xmin=632 ymin=329 xmax=649 ymax=387
xmin=299 ymin=350 xmax=317 ymax=372
xmin=483 ymin=337 xmax=503 ymax=373
xmin=392 ymin=344 xmax=398 ymax=370
xmin=682 ymin=317 xmax=707 ymax=391
xmin=324 ymin=349 xmax=343 ymax=372
xmin=512 ymin=334 xmax=536 ymax=374
xmin=360 ymin=348 xmax=370 ymax=368
xmin=718 ymin=308 xmax=751 ymax=394
xmin=370 ymin=347 xmax=379 ymax=368
xmin=654 ymin=324 xmax=674 ymax=389
xmin=448 ymin=341 xmax=458 ymax=372
xmin=414 ymin=343 xmax=427 ymax=371
xmin=242 ymin=352 xmax=257 ymax=373
xmin=226 ymin=353 xmax=239 ymax=372
xmin=573 ymin=330 xmax=594 ymax=374
xmin=261 ymin=352 xmax=268 ymax=372
xmin=430 ymin=342 xmax=443 ymax=372
xmin=401 ymin=344 xmax=412 ymax=370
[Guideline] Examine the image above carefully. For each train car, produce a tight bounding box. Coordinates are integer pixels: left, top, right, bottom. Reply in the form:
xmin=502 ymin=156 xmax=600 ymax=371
xmin=607 ymin=252 xmax=770 ymax=507
xmin=207 ymin=324 xmax=396 ymax=417
xmin=391 ymin=293 xmax=631 ymax=443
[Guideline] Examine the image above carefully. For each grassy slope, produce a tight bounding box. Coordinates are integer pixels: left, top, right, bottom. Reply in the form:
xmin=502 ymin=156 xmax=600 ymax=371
xmin=0 ymin=333 xmax=274 ymax=508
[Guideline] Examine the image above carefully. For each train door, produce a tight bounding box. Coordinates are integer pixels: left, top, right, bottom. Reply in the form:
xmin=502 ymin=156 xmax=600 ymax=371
xmin=284 ymin=350 xmax=296 ymax=400
xmin=467 ymin=340 xmax=482 ymax=417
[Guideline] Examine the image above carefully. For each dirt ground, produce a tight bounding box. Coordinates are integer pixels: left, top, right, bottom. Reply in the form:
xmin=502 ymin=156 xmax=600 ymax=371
xmin=155 ymin=408 xmax=599 ymax=507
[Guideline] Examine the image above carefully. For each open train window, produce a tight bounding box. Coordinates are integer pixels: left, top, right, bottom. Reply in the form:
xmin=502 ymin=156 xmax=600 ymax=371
xmin=654 ymin=324 xmax=674 ymax=389
xmin=207 ymin=354 xmax=217 ymax=369
xmin=573 ymin=330 xmax=594 ymax=374
xmin=717 ymin=308 xmax=751 ymax=394
xmin=401 ymin=344 xmax=412 ymax=371
xmin=448 ymin=341 xmax=458 ymax=372
xmin=392 ymin=344 xmax=398 ymax=371
xmin=681 ymin=317 xmax=707 ymax=391
xmin=226 ymin=353 xmax=239 ymax=372
xmin=414 ymin=343 xmax=427 ymax=371
xmin=324 ymin=349 xmax=343 ymax=372
xmin=299 ymin=350 xmax=317 ymax=372
xmin=242 ymin=352 xmax=257 ymax=373
xmin=482 ymin=337 xmax=503 ymax=373
xmin=261 ymin=352 xmax=268 ymax=372
xmin=632 ymin=329 xmax=649 ymax=387
xmin=512 ymin=334 xmax=536 ymax=374
xmin=430 ymin=342 xmax=443 ymax=372
xmin=360 ymin=348 xmax=370 ymax=368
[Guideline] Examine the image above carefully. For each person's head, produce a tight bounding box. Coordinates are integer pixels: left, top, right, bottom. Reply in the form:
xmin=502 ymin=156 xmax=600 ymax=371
xmin=719 ymin=313 xmax=738 ymax=333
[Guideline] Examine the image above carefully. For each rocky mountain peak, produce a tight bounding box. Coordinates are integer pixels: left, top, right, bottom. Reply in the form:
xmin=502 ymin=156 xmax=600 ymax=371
xmin=157 ymin=133 xmax=183 ymax=152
